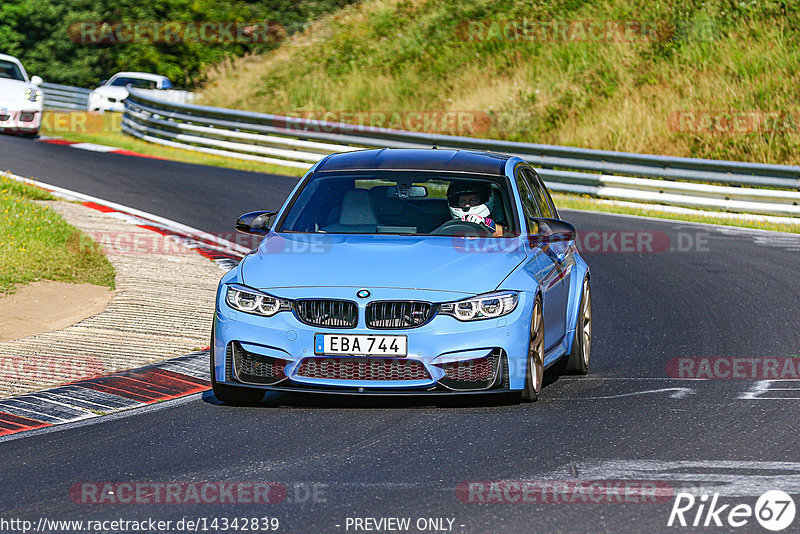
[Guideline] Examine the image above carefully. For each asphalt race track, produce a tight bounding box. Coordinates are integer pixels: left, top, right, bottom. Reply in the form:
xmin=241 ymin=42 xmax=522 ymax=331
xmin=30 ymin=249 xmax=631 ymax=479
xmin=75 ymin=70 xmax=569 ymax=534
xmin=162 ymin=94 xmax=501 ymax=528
xmin=0 ymin=135 xmax=299 ymax=237
xmin=2 ymin=134 xmax=800 ymax=533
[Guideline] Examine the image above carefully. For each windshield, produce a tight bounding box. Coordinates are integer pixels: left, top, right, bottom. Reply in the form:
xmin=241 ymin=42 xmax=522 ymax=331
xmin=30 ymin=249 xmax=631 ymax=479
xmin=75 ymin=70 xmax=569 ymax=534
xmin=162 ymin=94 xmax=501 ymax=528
xmin=0 ymin=60 xmax=25 ymax=81
xmin=109 ymin=76 xmax=161 ymax=89
xmin=278 ymin=173 xmax=517 ymax=237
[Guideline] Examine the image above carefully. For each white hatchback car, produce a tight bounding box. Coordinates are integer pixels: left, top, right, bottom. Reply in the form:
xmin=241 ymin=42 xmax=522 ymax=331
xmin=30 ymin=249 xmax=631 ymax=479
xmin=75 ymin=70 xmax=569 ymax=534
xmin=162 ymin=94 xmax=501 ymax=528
xmin=88 ymin=72 xmax=173 ymax=112
xmin=0 ymin=53 xmax=43 ymax=137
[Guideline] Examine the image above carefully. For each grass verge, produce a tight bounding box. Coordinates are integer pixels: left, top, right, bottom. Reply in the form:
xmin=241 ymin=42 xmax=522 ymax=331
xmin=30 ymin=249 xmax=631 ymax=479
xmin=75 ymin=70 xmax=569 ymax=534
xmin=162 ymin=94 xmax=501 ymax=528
xmin=199 ymin=0 xmax=800 ymax=165
xmin=553 ymin=193 xmax=800 ymax=234
xmin=0 ymin=173 xmax=116 ymax=294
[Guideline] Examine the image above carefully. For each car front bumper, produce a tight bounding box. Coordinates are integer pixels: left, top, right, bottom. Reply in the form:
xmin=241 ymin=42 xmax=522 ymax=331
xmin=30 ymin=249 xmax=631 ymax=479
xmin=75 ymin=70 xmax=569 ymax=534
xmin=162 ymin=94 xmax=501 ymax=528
xmin=0 ymin=105 xmax=42 ymax=133
xmin=88 ymin=95 xmax=125 ymax=112
xmin=212 ymin=286 xmax=534 ymax=393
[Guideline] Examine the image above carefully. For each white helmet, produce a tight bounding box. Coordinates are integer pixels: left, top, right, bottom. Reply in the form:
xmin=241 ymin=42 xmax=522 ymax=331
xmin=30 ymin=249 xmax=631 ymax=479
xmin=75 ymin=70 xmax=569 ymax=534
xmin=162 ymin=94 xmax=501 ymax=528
xmin=447 ymin=181 xmax=494 ymax=219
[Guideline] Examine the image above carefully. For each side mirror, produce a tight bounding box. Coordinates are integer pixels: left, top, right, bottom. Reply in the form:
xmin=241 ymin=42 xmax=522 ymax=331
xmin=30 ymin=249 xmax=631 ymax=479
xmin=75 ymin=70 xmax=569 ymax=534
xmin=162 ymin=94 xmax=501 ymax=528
xmin=528 ymin=217 xmax=576 ymax=246
xmin=235 ymin=210 xmax=278 ymax=235
xmin=30 ymin=75 xmax=43 ymax=86
xmin=100 ymin=79 xmax=108 ymax=86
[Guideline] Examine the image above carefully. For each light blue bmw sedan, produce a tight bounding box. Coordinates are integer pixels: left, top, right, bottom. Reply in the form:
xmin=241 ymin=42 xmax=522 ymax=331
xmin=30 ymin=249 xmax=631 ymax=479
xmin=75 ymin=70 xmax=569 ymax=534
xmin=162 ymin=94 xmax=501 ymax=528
xmin=211 ymin=148 xmax=591 ymax=404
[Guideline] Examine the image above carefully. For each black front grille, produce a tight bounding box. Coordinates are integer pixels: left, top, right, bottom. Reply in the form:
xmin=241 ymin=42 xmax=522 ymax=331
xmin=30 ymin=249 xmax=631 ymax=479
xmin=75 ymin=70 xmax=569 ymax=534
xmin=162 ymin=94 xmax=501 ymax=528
xmin=366 ymin=301 xmax=434 ymax=329
xmin=230 ymin=342 xmax=288 ymax=385
xmin=294 ymin=299 xmax=358 ymax=328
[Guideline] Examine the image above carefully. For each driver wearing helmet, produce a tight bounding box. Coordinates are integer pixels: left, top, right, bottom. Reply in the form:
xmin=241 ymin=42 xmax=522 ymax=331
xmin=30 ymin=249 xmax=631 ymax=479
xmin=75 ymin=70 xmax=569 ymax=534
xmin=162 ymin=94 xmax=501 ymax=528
xmin=446 ymin=181 xmax=504 ymax=237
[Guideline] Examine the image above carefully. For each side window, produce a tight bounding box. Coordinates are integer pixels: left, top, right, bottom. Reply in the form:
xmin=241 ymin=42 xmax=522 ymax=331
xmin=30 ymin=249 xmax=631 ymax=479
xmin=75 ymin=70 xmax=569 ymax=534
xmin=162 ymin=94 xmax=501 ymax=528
xmin=532 ymin=170 xmax=560 ymax=220
xmin=515 ymin=167 xmax=541 ymax=221
xmin=521 ymin=168 xmax=552 ymax=219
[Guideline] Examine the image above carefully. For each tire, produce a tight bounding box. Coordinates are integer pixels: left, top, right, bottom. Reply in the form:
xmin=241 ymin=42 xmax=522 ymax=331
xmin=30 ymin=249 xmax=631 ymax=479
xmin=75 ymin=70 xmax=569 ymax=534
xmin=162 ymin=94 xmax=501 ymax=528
xmin=209 ymin=327 xmax=265 ymax=405
xmin=521 ymin=296 xmax=545 ymax=403
xmin=564 ymin=277 xmax=591 ymax=374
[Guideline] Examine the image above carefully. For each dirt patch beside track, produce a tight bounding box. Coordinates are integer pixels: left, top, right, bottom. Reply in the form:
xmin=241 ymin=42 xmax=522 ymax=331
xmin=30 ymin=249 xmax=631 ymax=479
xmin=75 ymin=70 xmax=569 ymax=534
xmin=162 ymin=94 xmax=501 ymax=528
xmin=0 ymin=280 xmax=113 ymax=341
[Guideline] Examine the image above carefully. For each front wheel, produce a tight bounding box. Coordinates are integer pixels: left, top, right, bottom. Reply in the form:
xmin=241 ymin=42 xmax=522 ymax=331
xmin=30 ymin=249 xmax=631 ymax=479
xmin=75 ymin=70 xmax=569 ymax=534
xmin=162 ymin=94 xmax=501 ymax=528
xmin=520 ymin=296 xmax=544 ymax=403
xmin=564 ymin=278 xmax=591 ymax=374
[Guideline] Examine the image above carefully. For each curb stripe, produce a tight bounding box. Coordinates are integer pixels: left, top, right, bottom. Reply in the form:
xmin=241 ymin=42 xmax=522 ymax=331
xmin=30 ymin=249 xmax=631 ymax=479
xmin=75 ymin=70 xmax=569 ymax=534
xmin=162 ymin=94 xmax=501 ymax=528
xmin=77 ymin=380 xmax=170 ymax=403
xmin=34 ymin=391 xmax=126 ymax=412
xmin=37 ymin=138 xmax=76 ymax=146
xmin=0 ymin=401 xmax=72 ymax=424
xmin=149 ymin=368 xmax=211 ymax=387
xmin=81 ymin=201 xmax=116 ymax=213
xmin=133 ymin=223 xmax=243 ymax=267
xmin=0 ymin=397 xmax=92 ymax=421
xmin=0 ymin=413 xmax=49 ymax=435
xmin=112 ymin=149 xmax=169 ymax=160
xmin=74 ymin=368 xmax=209 ymax=399
xmin=42 ymin=385 xmax=141 ymax=409
xmin=36 ymin=138 xmax=168 ymax=160
xmin=0 ymin=351 xmax=212 ymax=440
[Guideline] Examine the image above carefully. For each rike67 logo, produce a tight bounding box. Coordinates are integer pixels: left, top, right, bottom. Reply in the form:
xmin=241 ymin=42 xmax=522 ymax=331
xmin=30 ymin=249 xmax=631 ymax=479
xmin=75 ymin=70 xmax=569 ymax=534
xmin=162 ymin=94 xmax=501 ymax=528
xmin=668 ymin=490 xmax=796 ymax=531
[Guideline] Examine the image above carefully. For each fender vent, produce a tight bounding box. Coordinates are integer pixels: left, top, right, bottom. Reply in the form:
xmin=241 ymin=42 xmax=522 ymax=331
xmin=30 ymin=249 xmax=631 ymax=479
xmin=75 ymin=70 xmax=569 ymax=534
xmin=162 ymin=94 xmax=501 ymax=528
xmin=230 ymin=342 xmax=288 ymax=385
xmin=436 ymin=349 xmax=502 ymax=391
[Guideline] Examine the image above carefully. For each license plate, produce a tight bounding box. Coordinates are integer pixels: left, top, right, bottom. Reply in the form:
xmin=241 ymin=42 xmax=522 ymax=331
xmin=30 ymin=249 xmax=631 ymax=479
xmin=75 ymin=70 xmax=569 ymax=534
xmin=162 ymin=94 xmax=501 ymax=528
xmin=314 ymin=334 xmax=407 ymax=356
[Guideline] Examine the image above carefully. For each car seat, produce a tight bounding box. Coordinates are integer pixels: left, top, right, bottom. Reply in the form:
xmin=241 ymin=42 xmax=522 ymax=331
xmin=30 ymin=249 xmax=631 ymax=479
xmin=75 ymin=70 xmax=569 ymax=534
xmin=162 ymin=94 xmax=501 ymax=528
xmin=321 ymin=189 xmax=379 ymax=233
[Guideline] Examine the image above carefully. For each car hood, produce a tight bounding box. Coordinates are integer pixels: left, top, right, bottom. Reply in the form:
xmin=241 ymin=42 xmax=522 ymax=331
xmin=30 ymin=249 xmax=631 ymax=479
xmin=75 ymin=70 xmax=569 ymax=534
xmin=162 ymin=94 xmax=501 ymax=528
xmin=0 ymin=78 xmax=33 ymax=103
xmin=240 ymin=233 xmax=528 ymax=295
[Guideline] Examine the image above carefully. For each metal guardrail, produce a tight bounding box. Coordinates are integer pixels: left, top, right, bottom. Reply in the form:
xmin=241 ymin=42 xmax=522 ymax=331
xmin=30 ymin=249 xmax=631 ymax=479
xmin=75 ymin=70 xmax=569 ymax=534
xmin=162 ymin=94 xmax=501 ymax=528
xmin=123 ymin=88 xmax=800 ymax=218
xmin=41 ymin=83 xmax=91 ymax=111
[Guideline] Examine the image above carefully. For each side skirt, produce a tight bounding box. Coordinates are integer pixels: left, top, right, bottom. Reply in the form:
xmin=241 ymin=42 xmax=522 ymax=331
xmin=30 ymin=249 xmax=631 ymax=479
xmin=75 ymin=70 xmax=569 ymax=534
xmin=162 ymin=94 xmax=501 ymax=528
xmin=544 ymin=332 xmax=573 ymax=370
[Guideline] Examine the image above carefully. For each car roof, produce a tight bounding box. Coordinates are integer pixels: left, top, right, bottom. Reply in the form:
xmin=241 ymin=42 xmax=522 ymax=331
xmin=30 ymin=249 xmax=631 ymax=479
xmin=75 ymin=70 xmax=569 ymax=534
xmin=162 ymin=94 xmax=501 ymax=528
xmin=0 ymin=53 xmax=23 ymax=65
xmin=314 ymin=148 xmax=510 ymax=175
xmin=0 ymin=53 xmax=29 ymax=80
xmin=109 ymin=72 xmax=169 ymax=82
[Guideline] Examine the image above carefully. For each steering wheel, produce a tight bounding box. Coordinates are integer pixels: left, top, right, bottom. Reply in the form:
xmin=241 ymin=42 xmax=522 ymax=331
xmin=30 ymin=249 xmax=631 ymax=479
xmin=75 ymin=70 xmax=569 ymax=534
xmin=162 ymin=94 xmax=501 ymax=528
xmin=430 ymin=219 xmax=494 ymax=237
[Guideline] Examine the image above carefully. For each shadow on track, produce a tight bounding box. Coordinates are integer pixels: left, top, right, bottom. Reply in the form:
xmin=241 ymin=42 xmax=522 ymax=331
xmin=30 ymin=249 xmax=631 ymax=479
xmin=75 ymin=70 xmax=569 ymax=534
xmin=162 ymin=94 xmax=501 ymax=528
xmin=200 ymin=368 xmax=564 ymax=409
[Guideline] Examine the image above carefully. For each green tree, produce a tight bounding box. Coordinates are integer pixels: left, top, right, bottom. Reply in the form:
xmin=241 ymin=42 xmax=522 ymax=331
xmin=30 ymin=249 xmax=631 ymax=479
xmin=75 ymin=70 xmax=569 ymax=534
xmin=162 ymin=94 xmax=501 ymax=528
xmin=0 ymin=0 xmax=356 ymax=87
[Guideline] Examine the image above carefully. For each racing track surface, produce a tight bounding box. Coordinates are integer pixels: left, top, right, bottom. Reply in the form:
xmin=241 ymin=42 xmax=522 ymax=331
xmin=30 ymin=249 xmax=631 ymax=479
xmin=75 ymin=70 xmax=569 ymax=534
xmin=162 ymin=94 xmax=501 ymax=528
xmin=2 ymin=134 xmax=800 ymax=533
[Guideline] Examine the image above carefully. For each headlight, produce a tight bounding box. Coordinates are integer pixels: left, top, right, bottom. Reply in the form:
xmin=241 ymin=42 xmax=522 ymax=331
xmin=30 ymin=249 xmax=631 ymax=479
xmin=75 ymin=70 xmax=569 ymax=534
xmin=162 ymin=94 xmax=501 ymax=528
xmin=225 ymin=284 xmax=292 ymax=317
xmin=89 ymin=92 xmax=103 ymax=100
xmin=25 ymin=88 xmax=42 ymax=102
xmin=438 ymin=291 xmax=519 ymax=321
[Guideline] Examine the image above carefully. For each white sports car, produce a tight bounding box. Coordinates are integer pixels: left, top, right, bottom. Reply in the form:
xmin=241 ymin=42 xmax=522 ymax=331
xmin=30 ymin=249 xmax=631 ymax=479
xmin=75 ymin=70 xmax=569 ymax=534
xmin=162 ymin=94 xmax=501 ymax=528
xmin=0 ymin=54 xmax=43 ymax=137
xmin=88 ymin=72 xmax=173 ymax=112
